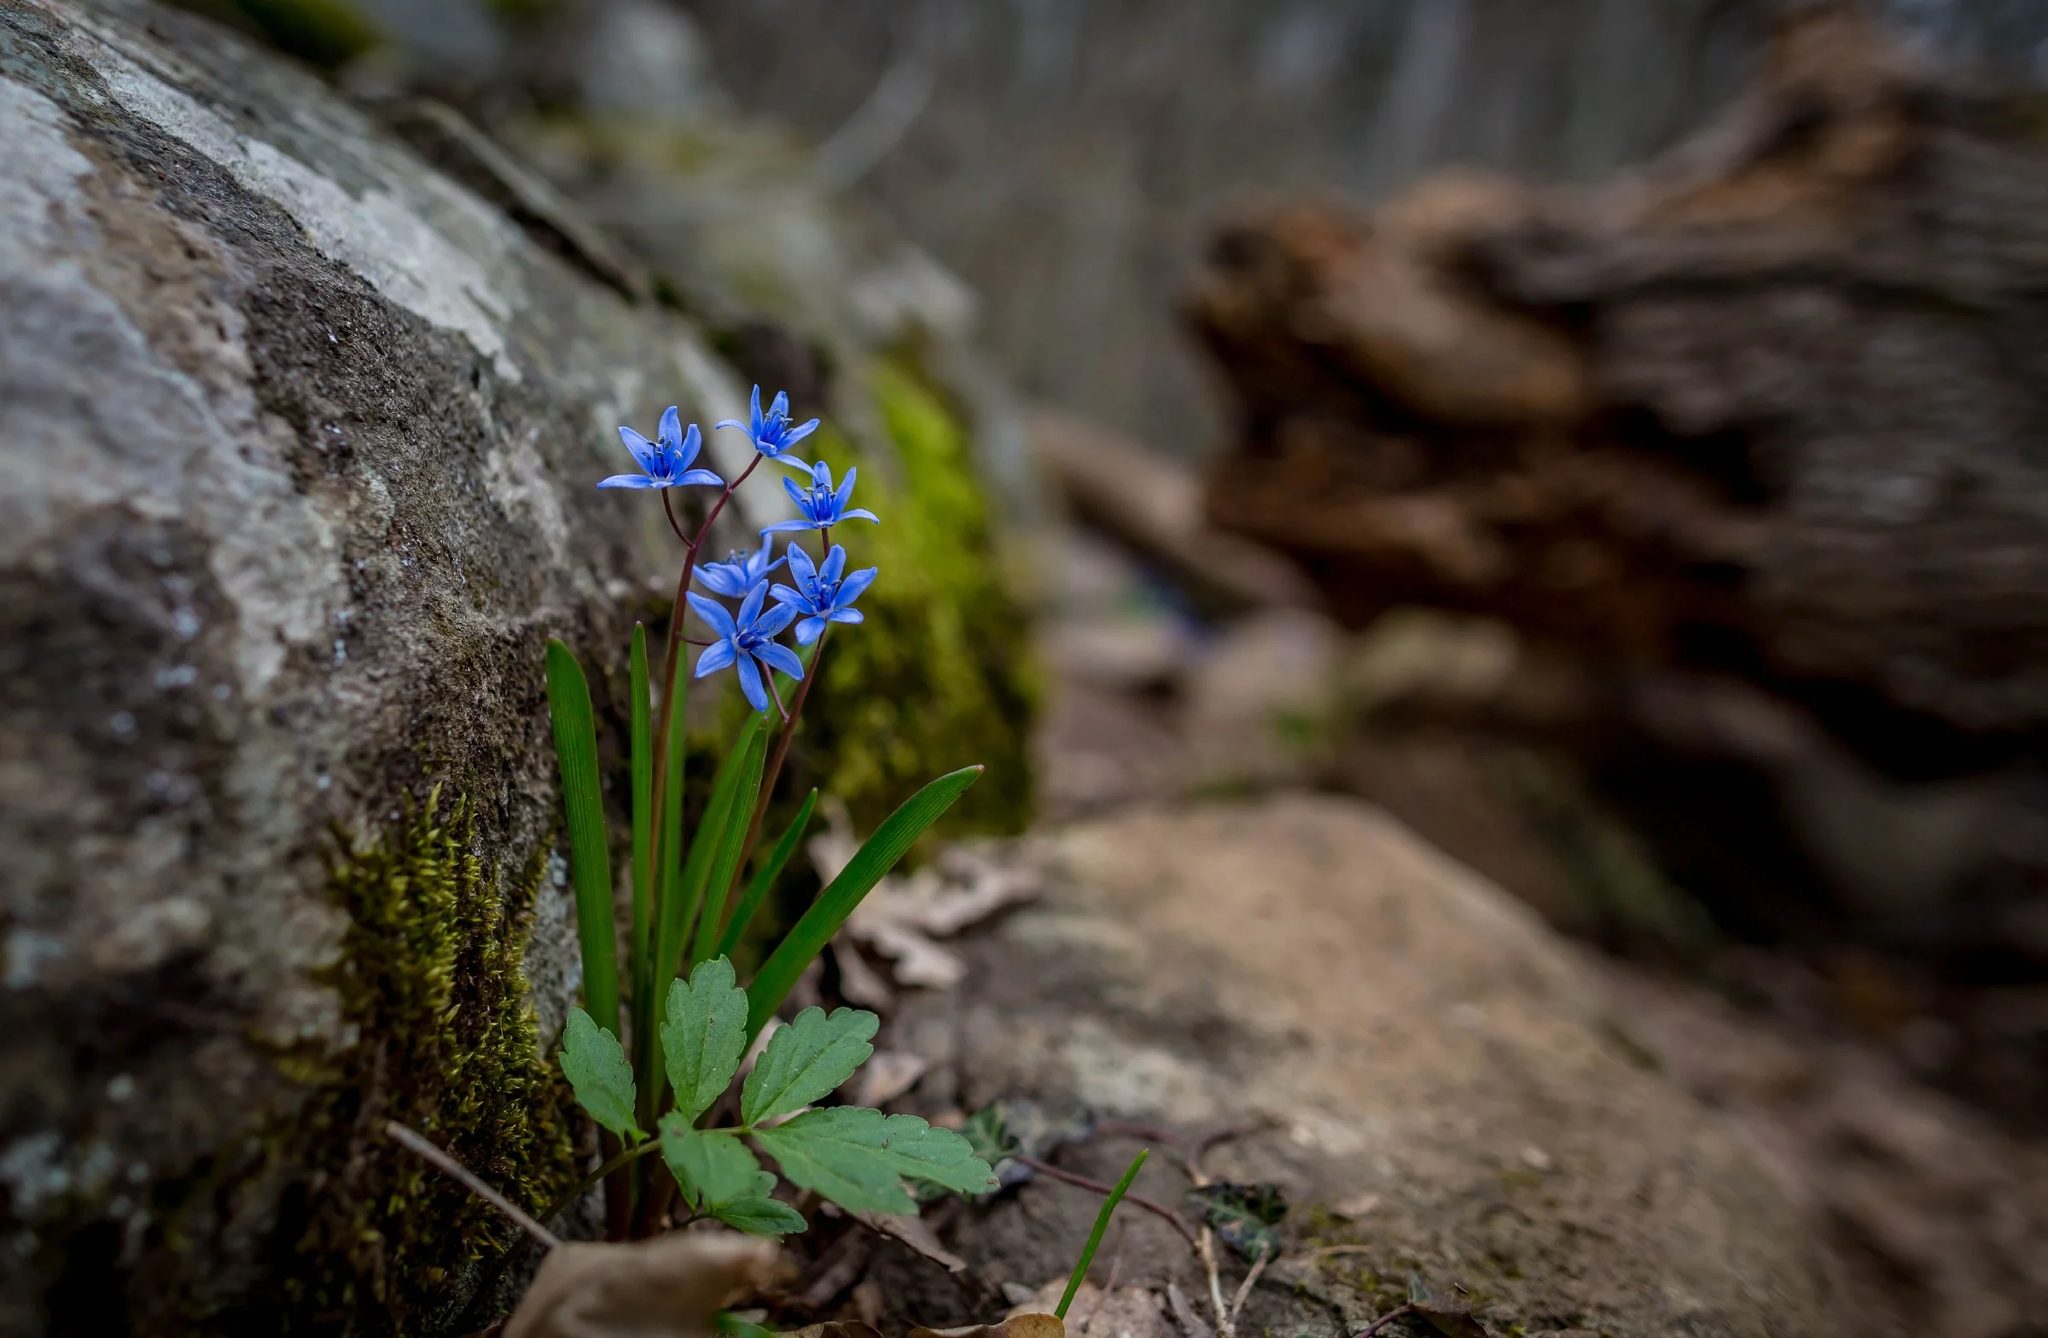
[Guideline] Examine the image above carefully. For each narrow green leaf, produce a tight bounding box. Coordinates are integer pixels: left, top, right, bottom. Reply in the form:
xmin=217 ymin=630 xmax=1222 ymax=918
xmin=689 ymin=722 xmax=768 ymax=968
xmin=559 ymin=1006 xmax=640 ymax=1143
xmin=710 ymin=1196 xmax=808 ymax=1237
xmin=658 ymin=1119 xmax=764 ymax=1209
xmin=740 ymin=1006 xmax=878 ymax=1127
xmin=628 ymin=624 xmax=653 ymax=1046
xmin=1059 ymin=1150 xmax=1149 ymax=1319
xmin=745 ymin=766 xmax=984 ymax=1036
xmin=640 ymin=640 xmax=689 ymax=1128
xmin=716 ymin=788 xmax=818 ymax=960
xmin=658 ymin=715 xmax=765 ymax=991
xmin=544 ymin=641 xmax=618 ymax=1039
xmin=752 ymin=1107 xmax=918 ymax=1215
xmin=659 ymin=957 xmax=749 ymax=1123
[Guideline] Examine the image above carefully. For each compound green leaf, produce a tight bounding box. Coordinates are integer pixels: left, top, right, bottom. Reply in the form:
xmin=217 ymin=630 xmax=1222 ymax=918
xmin=658 ymin=1119 xmax=763 ymax=1210
xmin=740 ymin=1007 xmax=878 ymax=1127
xmin=751 ymin=1106 xmax=917 ymax=1216
xmin=709 ymin=1195 xmax=808 ymax=1237
xmin=660 ymin=956 xmax=749 ymax=1123
xmin=559 ymin=1006 xmax=640 ymax=1143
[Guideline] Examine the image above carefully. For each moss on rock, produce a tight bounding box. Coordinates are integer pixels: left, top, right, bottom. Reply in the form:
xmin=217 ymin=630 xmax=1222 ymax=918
xmin=247 ymin=791 xmax=574 ymax=1335
xmin=776 ymin=355 xmax=1038 ymax=839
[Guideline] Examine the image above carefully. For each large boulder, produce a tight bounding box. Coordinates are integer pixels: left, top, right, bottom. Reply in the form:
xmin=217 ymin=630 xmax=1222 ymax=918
xmin=880 ymin=794 xmax=1844 ymax=1338
xmin=0 ymin=0 xmax=1028 ymax=1330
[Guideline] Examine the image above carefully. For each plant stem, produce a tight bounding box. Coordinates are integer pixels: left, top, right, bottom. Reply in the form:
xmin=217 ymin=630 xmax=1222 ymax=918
xmin=1016 ymin=1154 xmax=1197 ymax=1249
xmin=1354 ymin=1304 xmax=1414 ymax=1337
xmin=540 ymin=1139 xmax=663 ymax=1231
xmin=731 ymin=623 xmax=827 ymax=901
xmin=384 ymin=1120 xmax=562 ymax=1250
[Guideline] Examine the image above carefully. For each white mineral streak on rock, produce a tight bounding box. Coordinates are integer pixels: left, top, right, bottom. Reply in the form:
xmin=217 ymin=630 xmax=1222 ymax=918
xmin=63 ymin=8 xmax=526 ymax=383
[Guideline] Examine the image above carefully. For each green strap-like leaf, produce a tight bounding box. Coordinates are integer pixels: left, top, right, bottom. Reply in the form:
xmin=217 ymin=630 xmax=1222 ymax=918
xmin=659 ymin=956 xmax=749 ymax=1123
xmin=689 ymin=722 xmax=768 ymax=968
xmin=628 ymin=624 xmax=653 ymax=1048
xmin=544 ymin=641 xmax=619 ymax=1039
xmin=740 ymin=1006 xmax=878 ymax=1126
xmin=745 ymin=766 xmax=983 ymax=1036
xmin=658 ymin=714 xmax=765 ymax=992
xmin=752 ymin=1107 xmax=918 ymax=1216
xmin=559 ymin=1007 xmax=640 ymax=1143
xmin=709 ymin=1196 xmax=808 ymax=1237
xmin=641 ymin=641 xmax=689 ymax=1127
xmin=716 ymin=788 xmax=817 ymax=960
xmin=658 ymin=1119 xmax=766 ymax=1209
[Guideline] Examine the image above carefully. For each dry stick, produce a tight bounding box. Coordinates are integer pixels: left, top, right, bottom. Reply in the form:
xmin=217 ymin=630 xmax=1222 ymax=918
xmin=385 ymin=1121 xmax=562 ymax=1251
xmin=1180 ymin=1128 xmax=1232 ymax=1336
xmin=1353 ymin=1304 xmax=1415 ymax=1338
xmin=1224 ymin=1252 xmax=1270 ymax=1331
xmin=1014 ymin=1155 xmax=1198 ymax=1249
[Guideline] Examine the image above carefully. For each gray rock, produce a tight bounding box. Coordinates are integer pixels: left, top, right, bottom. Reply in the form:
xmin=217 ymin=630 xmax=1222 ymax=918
xmin=0 ymin=0 xmax=753 ymax=1328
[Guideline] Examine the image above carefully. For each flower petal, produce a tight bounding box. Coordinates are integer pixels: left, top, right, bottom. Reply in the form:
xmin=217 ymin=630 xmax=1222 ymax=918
xmin=761 ymin=518 xmax=819 ymax=534
xmin=694 ymin=567 xmax=744 ymax=598
xmin=755 ymin=640 xmax=805 ymax=680
xmin=735 ymin=655 xmax=768 ymax=712
xmin=674 ymin=469 xmax=725 ymax=488
xmin=785 ymin=543 xmax=818 ymax=586
xmin=658 ymin=406 xmax=685 ymax=452
xmin=674 ymin=421 xmax=703 ymax=467
xmin=835 ymin=566 xmax=879 ymax=606
xmin=694 ymin=638 xmax=736 ymax=677
xmin=737 ymin=581 xmax=769 ymax=628
xmin=819 ymin=544 xmax=847 ymax=586
xmin=772 ymin=456 xmax=815 ymax=474
xmin=714 ymin=418 xmax=748 ymax=433
xmin=768 ymin=582 xmax=807 ymax=608
xmin=685 ymin=591 xmax=738 ymax=640
xmin=617 ymin=425 xmax=659 ymax=473
xmin=795 ymin=617 xmax=826 ymax=646
xmin=748 ymin=384 xmax=763 ymax=433
xmin=784 ymin=418 xmax=820 ymax=446
xmin=769 ymin=390 xmax=790 ymax=422
xmin=834 ymin=466 xmax=857 ymax=513
xmin=782 ymin=476 xmax=807 ymax=508
xmin=754 ymin=600 xmax=800 ymax=637
xmin=838 ymin=508 xmax=881 ymax=525
xmin=598 ymin=473 xmax=658 ymax=488
xmin=828 ymin=608 xmax=865 ymax=625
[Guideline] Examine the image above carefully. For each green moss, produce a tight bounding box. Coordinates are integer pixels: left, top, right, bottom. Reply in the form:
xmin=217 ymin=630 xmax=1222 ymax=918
xmin=260 ymin=790 xmax=575 ymax=1334
xmin=745 ymin=354 xmax=1038 ymax=840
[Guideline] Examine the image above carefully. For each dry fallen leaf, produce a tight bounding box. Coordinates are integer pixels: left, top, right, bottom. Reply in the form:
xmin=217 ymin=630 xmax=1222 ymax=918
xmin=910 ymin=1313 xmax=1067 ymax=1338
xmin=854 ymin=1208 xmax=967 ymax=1273
xmin=788 ymin=1323 xmax=883 ymax=1338
xmin=1002 ymin=1280 xmax=1171 ymax=1338
xmin=810 ymin=811 xmax=1041 ymax=992
xmin=503 ymin=1232 xmax=779 ymax=1338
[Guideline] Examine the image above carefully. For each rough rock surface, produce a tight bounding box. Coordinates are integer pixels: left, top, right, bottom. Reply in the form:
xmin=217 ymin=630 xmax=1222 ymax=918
xmin=0 ymin=0 xmax=1031 ymax=1331
xmin=882 ymin=795 xmax=1843 ymax=1338
xmin=1188 ymin=9 xmax=2048 ymax=762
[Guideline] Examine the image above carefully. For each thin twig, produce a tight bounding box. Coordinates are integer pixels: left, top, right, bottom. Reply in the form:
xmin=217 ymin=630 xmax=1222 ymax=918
xmin=1225 ymin=1252 xmax=1270 ymax=1329
xmin=1015 ymin=1155 xmax=1198 ymax=1249
xmin=385 ymin=1120 xmax=562 ymax=1250
xmin=1199 ymin=1227 xmax=1229 ymax=1336
xmin=1354 ymin=1303 xmax=1414 ymax=1337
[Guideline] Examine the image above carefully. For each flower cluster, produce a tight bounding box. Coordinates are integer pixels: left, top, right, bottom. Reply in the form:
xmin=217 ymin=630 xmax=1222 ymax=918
xmin=604 ymin=388 xmax=878 ymax=714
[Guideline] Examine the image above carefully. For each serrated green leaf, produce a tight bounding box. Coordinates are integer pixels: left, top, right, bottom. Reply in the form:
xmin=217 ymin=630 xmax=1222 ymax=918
xmin=659 ymin=1119 xmax=762 ymax=1210
xmin=660 ymin=956 xmax=749 ymax=1122
xmin=710 ymin=1195 xmax=809 ymax=1237
xmin=751 ymin=1106 xmax=917 ymax=1215
xmin=559 ymin=1006 xmax=639 ymax=1143
xmin=746 ymin=766 xmax=983 ymax=1037
xmin=545 ymin=641 xmax=619 ymax=1040
xmin=740 ymin=1007 xmax=878 ymax=1126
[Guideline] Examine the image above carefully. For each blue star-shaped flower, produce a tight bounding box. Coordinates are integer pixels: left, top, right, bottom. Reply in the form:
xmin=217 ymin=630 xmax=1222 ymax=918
xmin=715 ymin=385 xmax=820 ymax=468
xmin=771 ymin=543 xmax=878 ymax=646
xmin=694 ymin=534 xmax=786 ymax=599
xmin=600 ymin=407 xmax=724 ymax=490
xmin=688 ymin=584 xmax=803 ymax=713
xmin=762 ymin=461 xmax=881 ymax=534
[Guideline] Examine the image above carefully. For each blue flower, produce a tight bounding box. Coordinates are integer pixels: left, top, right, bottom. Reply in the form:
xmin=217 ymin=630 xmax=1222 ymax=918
xmin=715 ymin=385 xmax=820 ymax=468
xmin=600 ymin=406 xmax=724 ymax=490
xmin=771 ymin=543 xmax=877 ymax=646
xmin=762 ymin=461 xmax=880 ymax=534
xmin=694 ymin=534 xmax=786 ymax=599
xmin=688 ymin=584 xmax=803 ymax=713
